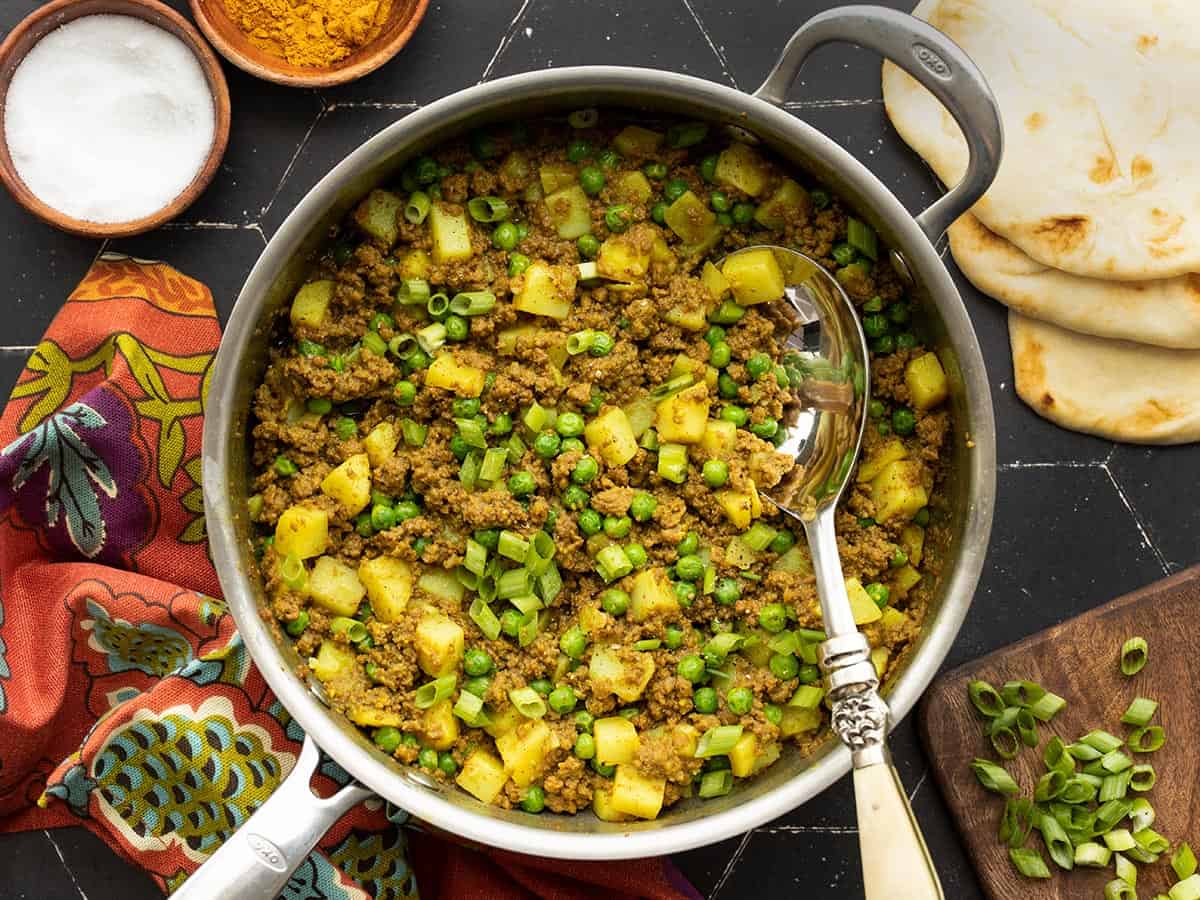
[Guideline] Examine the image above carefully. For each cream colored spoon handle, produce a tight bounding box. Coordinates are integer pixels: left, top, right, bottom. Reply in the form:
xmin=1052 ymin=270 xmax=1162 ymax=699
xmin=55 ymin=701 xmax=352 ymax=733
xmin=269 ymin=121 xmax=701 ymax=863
xmin=854 ymin=762 xmax=944 ymax=900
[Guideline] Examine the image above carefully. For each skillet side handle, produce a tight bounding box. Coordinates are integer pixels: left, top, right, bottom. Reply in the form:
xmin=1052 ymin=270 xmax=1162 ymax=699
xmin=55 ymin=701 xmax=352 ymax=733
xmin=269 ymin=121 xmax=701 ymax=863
xmin=753 ymin=4 xmax=1002 ymax=245
xmin=173 ymin=736 xmax=373 ymax=900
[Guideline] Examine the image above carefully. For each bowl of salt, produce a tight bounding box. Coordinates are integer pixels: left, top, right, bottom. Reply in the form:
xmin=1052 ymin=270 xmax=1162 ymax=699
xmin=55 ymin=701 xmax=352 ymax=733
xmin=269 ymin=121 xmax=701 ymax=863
xmin=0 ymin=0 xmax=231 ymax=238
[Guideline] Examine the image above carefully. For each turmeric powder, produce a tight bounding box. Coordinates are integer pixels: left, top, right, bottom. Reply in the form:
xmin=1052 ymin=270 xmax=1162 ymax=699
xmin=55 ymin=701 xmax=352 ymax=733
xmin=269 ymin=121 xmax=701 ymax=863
xmin=222 ymin=0 xmax=393 ymax=68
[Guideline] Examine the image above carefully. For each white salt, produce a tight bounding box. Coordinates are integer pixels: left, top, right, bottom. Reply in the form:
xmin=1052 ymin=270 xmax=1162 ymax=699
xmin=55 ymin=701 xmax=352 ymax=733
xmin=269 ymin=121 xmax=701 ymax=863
xmin=4 ymin=14 xmax=216 ymax=224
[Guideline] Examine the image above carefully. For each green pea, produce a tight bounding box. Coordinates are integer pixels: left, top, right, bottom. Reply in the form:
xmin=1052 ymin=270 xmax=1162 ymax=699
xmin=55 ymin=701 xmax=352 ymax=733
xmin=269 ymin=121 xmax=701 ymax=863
xmin=548 ymin=685 xmax=577 ymax=715
xmin=605 ymin=205 xmax=631 ymax=233
xmin=674 ymin=581 xmax=697 ymax=605
xmin=561 ymin=437 xmax=585 ymax=454
xmin=556 ymin=412 xmax=585 ymax=437
xmin=709 ymin=341 xmax=732 ymax=368
xmin=444 ymin=314 xmax=469 ymax=342
xmin=559 ymin=626 xmax=587 ymax=660
xmin=578 ymin=508 xmax=602 ymax=536
xmin=651 ymin=201 xmax=668 ymax=224
xmin=888 ymin=302 xmax=911 ymax=325
xmin=603 ymin=515 xmax=631 ymax=539
xmin=418 ymin=747 xmax=439 ymax=769
xmin=363 ymin=661 xmax=380 ymax=686
xmin=693 ymin=687 xmax=718 ymax=713
xmin=798 ymin=664 xmax=821 ymax=685
xmin=413 ymin=156 xmax=440 ymax=183
xmin=474 ymin=528 xmax=499 ymax=550
xmin=643 ymin=161 xmax=668 ymax=180
xmin=285 ymin=610 xmax=309 ymax=636
xmin=469 ymin=131 xmax=497 ymax=160
xmin=406 ymin=348 xmax=431 ymax=370
xmin=507 ymin=471 xmax=536 ymax=497
xmin=392 ymin=380 xmax=416 ymax=406
xmin=452 ymin=398 xmax=480 ymax=418
xmin=412 ymin=537 xmax=430 ymax=558
xmin=577 ymin=233 xmax=600 ymax=259
xmin=732 ymin=202 xmax=755 ymax=225
xmin=746 ymin=353 xmax=772 ymax=380
xmin=370 ymin=503 xmax=396 ymax=531
xmin=676 ymin=554 xmax=704 ymax=582
xmin=892 ymin=408 xmax=917 ymax=436
xmin=720 ymin=405 xmax=748 ymax=426
xmin=590 ymin=332 xmax=615 ymax=356
xmin=630 ymin=492 xmax=657 ymax=522
xmin=862 ymin=314 xmax=889 ymax=339
xmin=463 ymin=675 xmax=491 ymax=697
xmin=858 ymin=517 xmax=876 ymax=529
xmin=492 ymin=222 xmax=519 ymax=251
xmin=710 ymin=191 xmax=730 ymax=213
xmin=597 ymin=148 xmax=620 ymax=169
xmin=491 ymin=413 xmax=513 ymax=435
xmin=702 ymin=458 xmax=729 ymax=488
xmin=574 ymin=732 xmax=596 ymax=759
xmin=566 ymin=138 xmax=592 ymax=162
xmin=499 ymin=608 xmax=524 ymax=637
xmin=530 ymin=679 xmax=554 ymax=696
xmin=896 ymin=332 xmax=918 ymax=351
xmin=717 ymin=373 xmax=739 ymax=399
xmin=890 ymin=547 xmax=909 ymax=568
xmin=562 ymin=485 xmax=589 ymax=510
xmin=865 ymin=582 xmax=890 ymax=609
xmin=769 ymin=529 xmax=795 ymax=554
xmin=664 ymin=625 xmax=684 ymax=650
xmin=716 ymin=212 xmax=733 ymax=227
xmin=769 ymin=653 xmax=800 ymax=680
xmin=508 ymin=252 xmax=531 ymax=276
xmin=306 ymin=397 xmax=333 ymax=415
xmin=354 ymin=513 xmax=374 ymax=538
xmin=601 ymin=588 xmax=630 ymax=616
xmin=727 ymin=687 xmax=754 ymax=715
xmin=534 ymin=430 xmax=562 ymax=459
xmin=765 ymin=704 xmax=783 ymax=725
xmin=677 ymin=654 xmax=707 ymax=683
xmin=703 ymin=326 xmax=726 ymax=346
xmin=749 ymin=418 xmax=778 ymax=440
xmin=714 ymin=577 xmax=741 ymax=607
xmin=831 ymin=242 xmax=857 ymax=266
xmin=584 ymin=390 xmax=605 ymax=415
xmin=877 ymin=420 xmax=892 ymax=436
xmin=913 ymin=507 xmax=931 ymax=527
xmin=700 ymin=155 xmax=718 ymax=183
xmin=677 ymin=532 xmax=700 ymax=556
xmin=579 ymin=166 xmax=605 ymax=196
xmin=438 ymin=751 xmax=459 ymax=777
xmin=571 ymin=455 xmax=599 ymax=484
xmin=625 ymin=543 xmax=647 ymax=568
xmin=274 ymin=455 xmax=298 ymax=477
xmin=810 ymin=187 xmax=831 ymax=209
xmin=463 ymin=648 xmax=493 ymax=677
xmin=574 ymin=709 xmax=595 ymax=732
xmin=520 ymin=785 xmax=545 ymax=813
xmin=758 ymin=603 xmax=788 ymax=633
xmin=664 ymin=178 xmax=690 ymax=203
xmin=591 ymin=758 xmax=616 ymax=778
xmin=868 ymin=399 xmax=885 ymax=418
xmin=373 ymin=726 xmax=402 ymax=754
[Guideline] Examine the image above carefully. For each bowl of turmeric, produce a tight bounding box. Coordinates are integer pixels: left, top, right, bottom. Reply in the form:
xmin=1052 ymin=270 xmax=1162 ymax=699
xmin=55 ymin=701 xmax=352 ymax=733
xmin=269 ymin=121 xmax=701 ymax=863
xmin=189 ymin=0 xmax=429 ymax=88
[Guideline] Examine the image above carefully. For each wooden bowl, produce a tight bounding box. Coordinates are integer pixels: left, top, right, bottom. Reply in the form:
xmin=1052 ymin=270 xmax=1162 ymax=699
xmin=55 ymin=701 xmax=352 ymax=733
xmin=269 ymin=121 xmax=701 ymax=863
xmin=190 ymin=0 xmax=429 ymax=88
xmin=0 ymin=0 xmax=230 ymax=239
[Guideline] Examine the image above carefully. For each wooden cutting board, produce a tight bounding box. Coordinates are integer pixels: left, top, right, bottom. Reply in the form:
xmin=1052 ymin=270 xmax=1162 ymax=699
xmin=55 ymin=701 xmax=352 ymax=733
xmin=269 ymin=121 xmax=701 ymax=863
xmin=919 ymin=565 xmax=1200 ymax=899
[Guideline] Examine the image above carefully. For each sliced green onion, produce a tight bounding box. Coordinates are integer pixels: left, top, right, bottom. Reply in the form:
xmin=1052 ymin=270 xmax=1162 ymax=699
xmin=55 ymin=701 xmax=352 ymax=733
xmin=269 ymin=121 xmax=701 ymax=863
xmin=1009 ymin=847 xmax=1052 ymax=879
xmin=1068 ymin=740 xmax=1103 ymax=761
xmin=567 ymin=108 xmax=598 ymax=128
xmin=1102 ymin=749 xmax=1134 ymax=773
xmin=1115 ymin=852 xmax=1138 ymax=886
xmin=999 ymin=798 xmax=1035 ymax=849
xmin=1060 ymin=776 xmax=1098 ymax=804
xmin=1100 ymin=771 xmax=1132 ymax=801
xmin=1128 ymin=798 xmax=1155 ymax=833
xmin=498 ymin=530 xmax=530 ymax=562
xmin=395 ymin=279 xmax=430 ymax=305
xmin=1134 ymin=827 xmax=1168 ymax=855
xmin=595 ymin=544 xmax=633 ymax=582
xmin=526 ymin=531 xmax=556 ymax=576
xmin=496 ymin=567 xmax=532 ymax=600
xmin=1104 ymin=878 xmax=1136 ymax=900
xmin=1095 ymin=799 xmax=1133 ymax=833
xmin=694 ymin=725 xmax=743 ymax=758
xmin=416 ymin=322 xmax=447 ymax=353
xmin=464 ymin=539 xmax=488 ymax=576
xmin=1038 ymin=813 xmax=1074 ymax=870
xmin=1044 ymin=737 xmax=1075 ymax=776
xmin=742 ymin=522 xmax=778 ymax=552
xmin=401 ymin=418 xmax=427 ymax=448
xmin=280 ymin=553 xmax=307 ymax=591
xmin=1128 ymin=725 xmax=1165 ymax=752
xmin=467 ymin=196 xmax=510 ymax=222
xmin=657 ymin=442 xmax=688 ymax=483
xmin=452 ymin=689 xmax=489 ymax=726
xmin=517 ymin=612 xmax=540 ymax=648
xmin=1034 ymin=770 xmax=1067 ymax=802
xmin=970 ymin=758 xmax=1019 ymax=796
xmin=449 ymin=290 xmax=496 ymax=316
xmin=846 ymin=217 xmax=879 ymax=261
xmin=1128 ymin=764 xmax=1155 ymax=792
xmin=990 ymin=726 xmax=1020 ymax=761
xmin=1073 ymin=841 xmax=1112 ymax=867
xmin=1083 ymin=730 xmax=1125 ymax=753
xmin=704 ymin=632 xmax=743 ymax=663
xmin=1028 ymin=690 xmax=1067 ymax=722
xmin=414 ymin=674 xmax=457 ymax=709
xmin=456 ymin=566 xmax=479 ymax=590
xmin=404 ymin=190 xmax=431 ymax=224
xmin=968 ymin=680 xmax=1005 ymax=717
xmin=698 ymin=769 xmax=734 ymax=799
xmin=427 ymin=292 xmax=450 ymax=318
xmin=389 ymin=333 xmax=418 ymax=359
xmin=1000 ymin=680 xmax=1046 ymax=708
xmin=361 ymin=331 xmax=388 ymax=357
xmin=329 ymin=616 xmax=367 ymax=643
xmin=537 ymin=563 xmax=562 ymax=603
xmin=1172 ymin=875 xmax=1200 ymax=900
xmin=1121 ymin=696 xmax=1158 ymax=727
xmin=634 ymin=639 xmax=662 ymax=651
xmin=459 ymin=451 xmax=481 ymax=490
xmin=567 ymin=330 xmax=596 ymax=355
xmin=788 ymin=685 xmax=824 ymax=710
xmin=509 ymin=686 xmax=547 ymax=719
xmin=1120 ymin=636 xmax=1148 ymax=676
xmin=522 ymin=402 xmax=549 ymax=433
xmin=505 ymin=433 xmax=526 ymax=464
xmin=455 ymin=418 xmax=487 ymax=450
xmin=1016 ymin=708 xmax=1038 ymax=747
xmin=1173 ymin=844 xmax=1198 ymax=881
xmin=510 ymin=594 xmax=542 ymax=616
xmin=469 ymin=597 xmax=501 ymax=640
xmin=479 ymin=447 xmax=508 ymax=483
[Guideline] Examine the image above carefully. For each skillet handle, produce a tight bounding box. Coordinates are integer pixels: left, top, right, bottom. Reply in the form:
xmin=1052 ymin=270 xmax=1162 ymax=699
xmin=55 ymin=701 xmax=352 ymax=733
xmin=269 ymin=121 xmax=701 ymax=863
xmin=173 ymin=735 xmax=373 ymax=900
xmin=753 ymin=4 xmax=1002 ymax=245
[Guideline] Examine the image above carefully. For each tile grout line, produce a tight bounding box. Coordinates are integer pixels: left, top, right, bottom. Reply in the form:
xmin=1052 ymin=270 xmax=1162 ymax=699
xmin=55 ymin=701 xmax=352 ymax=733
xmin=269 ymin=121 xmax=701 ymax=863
xmin=679 ymin=0 xmax=737 ymax=88
xmin=907 ymin=768 xmax=928 ymax=803
xmin=42 ymin=830 xmax=90 ymax=900
xmin=257 ymin=95 xmax=330 ymax=223
xmin=998 ymin=460 xmax=1105 ymax=470
xmin=1101 ymin=461 xmax=1171 ymax=575
xmin=783 ymin=98 xmax=882 ymax=109
xmin=478 ymin=0 xmax=535 ymax=83
xmin=761 ymin=824 xmax=859 ymax=834
xmin=324 ymin=101 xmax=421 ymax=111
xmin=708 ymin=829 xmax=753 ymax=899
xmin=0 ymin=346 xmax=36 ymax=352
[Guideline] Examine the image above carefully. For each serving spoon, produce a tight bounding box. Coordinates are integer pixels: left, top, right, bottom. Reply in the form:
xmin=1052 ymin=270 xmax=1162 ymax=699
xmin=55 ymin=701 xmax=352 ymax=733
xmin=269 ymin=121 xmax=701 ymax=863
xmin=726 ymin=245 xmax=944 ymax=900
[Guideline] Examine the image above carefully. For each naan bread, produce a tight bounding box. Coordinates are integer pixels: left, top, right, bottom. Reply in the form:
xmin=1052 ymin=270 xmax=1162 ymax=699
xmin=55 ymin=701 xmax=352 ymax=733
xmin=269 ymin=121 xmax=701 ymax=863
xmin=950 ymin=215 xmax=1200 ymax=350
xmin=884 ymin=0 xmax=1200 ymax=281
xmin=1010 ymin=313 xmax=1200 ymax=444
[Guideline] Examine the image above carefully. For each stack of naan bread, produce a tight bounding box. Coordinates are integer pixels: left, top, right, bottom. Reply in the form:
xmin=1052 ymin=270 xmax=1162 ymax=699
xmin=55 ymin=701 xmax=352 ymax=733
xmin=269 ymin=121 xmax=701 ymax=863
xmin=882 ymin=0 xmax=1200 ymax=444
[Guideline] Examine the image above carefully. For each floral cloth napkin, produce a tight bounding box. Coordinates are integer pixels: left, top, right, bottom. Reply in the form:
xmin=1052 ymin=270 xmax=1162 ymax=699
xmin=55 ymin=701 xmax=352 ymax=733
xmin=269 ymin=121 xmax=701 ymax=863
xmin=0 ymin=254 xmax=698 ymax=900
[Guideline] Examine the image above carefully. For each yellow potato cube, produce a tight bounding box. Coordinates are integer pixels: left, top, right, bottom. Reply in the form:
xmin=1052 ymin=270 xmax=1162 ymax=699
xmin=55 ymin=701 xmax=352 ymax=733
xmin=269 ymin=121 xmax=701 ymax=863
xmin=611 ymin=766 xmax=666 ymax=820
xmin=728 ymin=732 xmax=758 ymax=777
xmin=539 ymin=161 xmax=577 ymax=194
xmin=596 ymin=232 xmax=652 ymax=282
xmin=780 ymin=706 xmax=823 ymax=737
xmin=748 ymin=480 xmax=763 ymax=519
xmin=348 ymin=706 xmax=402 ymax=727
xmin=358 ymin=556 xmax=412 ymax=622
xmin=753 ymin=178 xmax=810 ymax=229
xmin=612 ymin=125 xmax=664 ymax=157
xmin=592 ymin=785 xmax=633 ymax=822
xmin=311 ymin=640 xmax=358 ymax=683
xmin=662 ymin=301 xmax=709 ymax=332
xmin=415 ymin=613 xmax=465 ymax=677
xmin=871 ymin=646 xmax=890 ymax=679
xmin=425 ymin=352 xmax=485 ymax=397
xmin=274 ymin=505 xmax=328 ymax=559
xmin=899 ymin=524 xmax=925 ymax=567
xmin=701 ymin=419 xmax=738 ymax=457
xmin=353 ymin=189 xmax=403 ymax=245
xmin=724 ymin=535 xmax=757 ymax=569
xmin=905 ymin=352 xmax=949 ymax=411
xmin=417 ymin=570 xmax=466 ymax=604
xmin=714 ymin=142 xmax=770 ymax=196
xmin=483 ymin=704 xmax=524 ymax=739
xmin=671 ymin=723 xmax=700 ymax=758
xmin=590 ymin=648 xmax=655 ymax=702
xmin=395 ymin=248 xmax=430 ymax=279
xmin=870 ymin=460 xmax=929 ymax=523
xmin=890 ymin=564 xmax=923 ymax=599
xmin=420 ymin=699 xmax=459 ymax=751
xmin=856 ymin=438 xmax=909 ymax=483
xmin=721 ymin=248 xmax=785 ymax=306
xmin=584 ymin=407 xmax=639 ymax=466
xmin=655 ymin=383 xmax=710 ymax=443
xmin=629 ymin=567 xmax=679 ymax=622
xmin=513 ymin=262 xmax=575 ymax=320
xmin=309 ymin=555 xmax=366 ymax=616
xmin=715 ymin=490 xmax=754 ymax=530
xmin=701 ymin=260 xmax=730 ymax=300
xmin=615 ymin=170 xmax=653 ymax=203
xmin=663 ymin=190 xmax=719 ymax=245
xmin=545 ymin=184 xmax=592 ymax=240
xmin=496 ymin=720 xmax=551 ymax=788
xmin=845 ymin=576 xmax=882 ymax=625
xmin=363 ymin=422 xmax=399 ymax=468
xmin=320 ymin=453 xmax=372 ymax=515
xmin=594 ymin=717 xmax=639 ymax=766
xmin=879 ymin=606 xmax=910 ymax=631
xmin=457 ymin=749 xmax=508 ymax=804
xmin=428 ymin=203 xmax=474 ymax=262
xmin=752 ymin=741 xmax=781 ymax=775
xmin=290 ymin=280 xmax=334 ymax=328
xmin=579 ymin=604 xmax=612 ymax=635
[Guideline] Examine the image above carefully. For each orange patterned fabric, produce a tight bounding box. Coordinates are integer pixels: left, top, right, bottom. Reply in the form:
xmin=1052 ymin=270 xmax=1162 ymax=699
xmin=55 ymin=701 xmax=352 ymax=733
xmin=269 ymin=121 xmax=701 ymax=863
xmin=0 ymin=254 xmax=697 ymax=900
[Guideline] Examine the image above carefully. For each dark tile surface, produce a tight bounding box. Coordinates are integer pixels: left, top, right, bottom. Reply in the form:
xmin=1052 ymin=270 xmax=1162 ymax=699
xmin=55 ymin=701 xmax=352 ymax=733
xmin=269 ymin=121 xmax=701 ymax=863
xmin=0 ymin=1 xmax=1196 ymax=898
